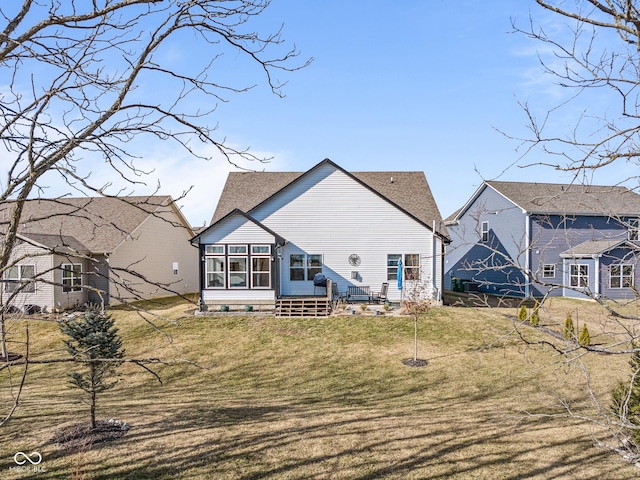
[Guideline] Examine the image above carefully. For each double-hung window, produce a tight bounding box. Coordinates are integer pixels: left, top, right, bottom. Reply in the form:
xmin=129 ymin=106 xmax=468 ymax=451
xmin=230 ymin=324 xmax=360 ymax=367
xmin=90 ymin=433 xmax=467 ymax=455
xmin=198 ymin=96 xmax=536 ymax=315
xmin=404 ymin=254 xmax=420 ymax=280
xmin=4 ymin=265 xmax=35 ymax=293
xmin=611 ymin=265 xmax=633 ymax=288
xmin=290 ymin=253 xmax=322 ymax=281
xmin=629 ymin=219 xmax=639 ymax=241
xmin=481 ymin=221 xmax=489 ymax=243
xmin=62 ymin=263 xmax=82 ymax=292
xmin=570 ymin=264 xmax=589 ymax=288
xmin=542 ymin=264 xmax=555 ymax=278
xmin=387 ymin=254 xmax=420 ymax=281
xmin=387 ymin=254 xmax=402 ymax=280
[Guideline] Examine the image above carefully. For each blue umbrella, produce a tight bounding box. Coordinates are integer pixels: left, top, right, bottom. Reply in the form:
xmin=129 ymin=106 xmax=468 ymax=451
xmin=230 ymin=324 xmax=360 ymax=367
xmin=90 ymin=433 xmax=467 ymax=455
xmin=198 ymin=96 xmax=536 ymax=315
xmin=397 ymin=258 xmax=403 ymax=291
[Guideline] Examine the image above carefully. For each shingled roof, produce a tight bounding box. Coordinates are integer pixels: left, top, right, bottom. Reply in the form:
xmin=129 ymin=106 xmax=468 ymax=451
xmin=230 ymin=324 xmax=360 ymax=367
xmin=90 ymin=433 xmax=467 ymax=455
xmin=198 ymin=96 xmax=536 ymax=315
xmin=559 ymin=238 xmax=637 ymax=257
xmin=486 ymin=181 xmax=640 ymax=216
xmin=1 ymin=196 xmax=184 ymax=254
xmin=210 ymin=160 xmax=448 ymax=238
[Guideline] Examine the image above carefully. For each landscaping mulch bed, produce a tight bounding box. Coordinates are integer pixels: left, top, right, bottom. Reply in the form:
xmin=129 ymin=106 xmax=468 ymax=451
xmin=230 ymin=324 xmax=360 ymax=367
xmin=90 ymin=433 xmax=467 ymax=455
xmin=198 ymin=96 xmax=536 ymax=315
xmin=51 ymin=420 xmax=130 ymax=449
xmin=402 ymin=358 xmax=428 ymax=367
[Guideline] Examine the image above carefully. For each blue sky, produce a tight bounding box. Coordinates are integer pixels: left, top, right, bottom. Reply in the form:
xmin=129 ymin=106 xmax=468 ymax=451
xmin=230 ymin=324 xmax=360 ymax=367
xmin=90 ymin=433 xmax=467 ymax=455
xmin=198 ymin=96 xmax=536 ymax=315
xmin=169 ymin=0 xmax=560 ymax=226
xmin=10 ymin=0 xmax=629 ymax=227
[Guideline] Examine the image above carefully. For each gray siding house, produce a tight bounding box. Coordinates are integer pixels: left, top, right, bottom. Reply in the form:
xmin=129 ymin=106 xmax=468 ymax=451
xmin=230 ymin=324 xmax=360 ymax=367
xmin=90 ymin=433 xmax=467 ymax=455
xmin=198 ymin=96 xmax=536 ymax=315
xmin=445 ymin=181 xmax=640 ymax=300
xmin=1 ymin=196 xmax=198 ymax=311
xmin=191 ymin=159 xmax=449 ymax=310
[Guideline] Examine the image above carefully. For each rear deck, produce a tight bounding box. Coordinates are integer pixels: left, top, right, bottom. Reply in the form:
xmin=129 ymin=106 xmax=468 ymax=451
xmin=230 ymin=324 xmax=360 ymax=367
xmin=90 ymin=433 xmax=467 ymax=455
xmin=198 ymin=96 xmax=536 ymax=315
xmin=275 ymin=296 xmax=331 ymax=317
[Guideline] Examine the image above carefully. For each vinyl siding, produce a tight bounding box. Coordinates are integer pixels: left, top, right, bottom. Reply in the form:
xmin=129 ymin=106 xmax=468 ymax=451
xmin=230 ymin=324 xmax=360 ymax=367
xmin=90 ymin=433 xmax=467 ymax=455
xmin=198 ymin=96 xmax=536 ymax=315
xmin=531 ymin=215 xmax=631 ymax=297
xmin=445 ymin=186 xmax=527 ymax=295
xmin=52 ymin=254 xmax=88 ymax=309
xmin=599 ymin=246 xmax=640 ymax=300
xmin=561 ymin=257 xmax=596 ymax=299
xmin=198 ymin=214 xmax=276 ymax=245
xmin=109 ymin=204 xmax=198 ymax=303
xmin=86 ymin=255 xmax=110 ymax=305
xmin=250 ymin=164 xmax=437 ymax=301
xmin=2 ymin=241 xmax=55 ymax=311
xmin=201 ymin=289 xmax=275 ymax=307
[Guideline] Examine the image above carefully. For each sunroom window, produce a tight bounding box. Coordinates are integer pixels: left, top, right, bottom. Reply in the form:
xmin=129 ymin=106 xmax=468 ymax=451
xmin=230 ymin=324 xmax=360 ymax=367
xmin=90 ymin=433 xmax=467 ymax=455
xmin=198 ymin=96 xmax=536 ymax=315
xmin=251 ymin=245 xmax=271 ymax=288
xmin=204 ymin=244 xmax=272 ymax=289
xmin=228 ymin=256 xmax=247 ymax=288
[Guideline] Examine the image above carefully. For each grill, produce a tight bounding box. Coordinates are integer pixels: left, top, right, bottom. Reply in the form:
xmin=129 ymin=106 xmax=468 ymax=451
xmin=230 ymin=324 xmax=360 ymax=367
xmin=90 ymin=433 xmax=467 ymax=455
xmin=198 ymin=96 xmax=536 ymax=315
xmin=313 ymin=273 xmax=327 ymax=287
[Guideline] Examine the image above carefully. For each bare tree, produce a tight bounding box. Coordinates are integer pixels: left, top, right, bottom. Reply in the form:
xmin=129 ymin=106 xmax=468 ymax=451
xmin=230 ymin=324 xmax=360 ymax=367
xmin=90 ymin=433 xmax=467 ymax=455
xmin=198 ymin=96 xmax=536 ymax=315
xmin=0 ymin=0 xmax=308 ymax=309
xmin=472 ymin=0 xmax=640 ymax=463
xmin=1 ymin=0 xmax=308 ymax=256
xmin=0 ymin=0 xmax=308 ymax=422
xmin=511 ymin=1 xmax=640 ymax=178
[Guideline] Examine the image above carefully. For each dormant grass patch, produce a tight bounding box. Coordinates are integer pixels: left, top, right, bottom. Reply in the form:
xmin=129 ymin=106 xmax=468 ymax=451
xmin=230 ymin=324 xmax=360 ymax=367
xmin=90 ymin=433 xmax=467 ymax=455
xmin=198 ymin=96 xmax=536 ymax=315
xmin=0 ymin=297 xmax=637 ymax=479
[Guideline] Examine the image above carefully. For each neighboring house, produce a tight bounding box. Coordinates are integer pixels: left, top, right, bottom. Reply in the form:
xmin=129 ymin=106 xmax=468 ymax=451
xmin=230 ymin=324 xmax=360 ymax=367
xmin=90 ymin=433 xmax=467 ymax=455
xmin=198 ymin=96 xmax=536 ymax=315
xmin=190 ymin=159 xmax=449 ymax=310
xmin=444 ymin=181 xmax=640 ymax=299
xmin=1 ymin=196 xmax=198 ymax=311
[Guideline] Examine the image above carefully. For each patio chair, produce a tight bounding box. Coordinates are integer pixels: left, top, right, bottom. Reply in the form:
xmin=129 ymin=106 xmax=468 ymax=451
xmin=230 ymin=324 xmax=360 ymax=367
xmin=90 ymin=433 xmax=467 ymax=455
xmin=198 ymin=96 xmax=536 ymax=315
xmin=371 ymin=282 xmax=389 ymax=304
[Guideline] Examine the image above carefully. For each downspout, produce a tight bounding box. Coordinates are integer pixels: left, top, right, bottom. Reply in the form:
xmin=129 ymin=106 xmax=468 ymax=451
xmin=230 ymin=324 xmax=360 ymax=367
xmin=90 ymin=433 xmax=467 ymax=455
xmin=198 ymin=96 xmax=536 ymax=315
xmin=593 ymin=254 xmax=600 ymax=298
xmin=525 ymin=213 xmax=530 ymax=298
xmin=562 ymin=258 xmax=567 ymax=297
xmin=432 ymin=221 xmax=438 ymax=301
xmin=275 ymin=240 xmax=287 ymax=299
xmin=198 ymin=243 xmax=205 ymax=311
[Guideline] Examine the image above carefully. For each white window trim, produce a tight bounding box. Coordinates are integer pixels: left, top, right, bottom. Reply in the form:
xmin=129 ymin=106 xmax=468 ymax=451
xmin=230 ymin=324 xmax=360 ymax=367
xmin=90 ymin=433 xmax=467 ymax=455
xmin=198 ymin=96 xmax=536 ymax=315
xmin=4 ymin=264 xmax=36 ymax=293
xmin=404 ymin=253 xmax=421 ymax=281
xmin=227 ymin=256 xmax=248 ymax=289
xmin=569 ymin=264 xmax=589 ymax=289
xmin=481 ymin=221 xmax=489 ymax=243
xmin=610 ymin=264 xmax=634 ymax=289
xmin=542 ymin=264 xmax=555 ymax=279
xmin=205 ymin=256 xmax=225 ymax=289
xmin=387 ymin=254 xmax=401 ymax=281
xmin=250 ymin=245 xmax=271 ymax=289
xmin=629 ymin=219 xmax=639 ymax=241
xmin=62 ymin=263 xmax=82 ymax=293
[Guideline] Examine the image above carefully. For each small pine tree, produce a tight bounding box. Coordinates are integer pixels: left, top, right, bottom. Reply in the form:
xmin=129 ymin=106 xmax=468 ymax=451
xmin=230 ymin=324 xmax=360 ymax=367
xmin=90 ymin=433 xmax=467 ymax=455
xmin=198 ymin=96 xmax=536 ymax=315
xmin=612 ymin=345 xmax=640 ymax=446
xmin=530 ymin=300 xmax=540 ymax=326
xmin=578 ymin=324 xmax=591 ymax=346
xmin=564 ymin=314 xmax=575 ymax=341
xmin=518 ymin=305 xmax=527 ymax=322
xmin=60 ymin=305 xmax=124 ymax=429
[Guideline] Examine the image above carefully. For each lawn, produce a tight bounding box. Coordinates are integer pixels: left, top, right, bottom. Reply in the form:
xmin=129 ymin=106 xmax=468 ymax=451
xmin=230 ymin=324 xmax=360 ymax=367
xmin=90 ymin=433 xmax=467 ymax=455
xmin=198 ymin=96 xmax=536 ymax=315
xmin=1 ymin=297 xmax=638 ymax=479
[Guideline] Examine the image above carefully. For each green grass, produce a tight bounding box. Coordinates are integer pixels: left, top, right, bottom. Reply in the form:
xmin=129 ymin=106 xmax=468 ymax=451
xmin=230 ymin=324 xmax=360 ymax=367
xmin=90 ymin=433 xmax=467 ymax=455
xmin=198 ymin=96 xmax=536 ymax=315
xmin=0 ymin=298 xmax=638 ymax=479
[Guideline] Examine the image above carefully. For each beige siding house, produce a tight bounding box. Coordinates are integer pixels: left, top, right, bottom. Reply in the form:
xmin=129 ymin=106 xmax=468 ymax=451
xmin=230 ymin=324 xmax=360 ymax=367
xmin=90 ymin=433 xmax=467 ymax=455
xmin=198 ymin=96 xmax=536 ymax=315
xmin=1 ymin=196 xmax=197 ymax=311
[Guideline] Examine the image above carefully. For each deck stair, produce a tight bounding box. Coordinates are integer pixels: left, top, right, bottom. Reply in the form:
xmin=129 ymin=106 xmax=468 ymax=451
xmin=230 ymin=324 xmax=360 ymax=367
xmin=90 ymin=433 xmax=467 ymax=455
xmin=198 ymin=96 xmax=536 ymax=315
xmin=275 ymin=297 xmax=330 ymax=317
xmin=275 ymin=279 xmax=335 ymax=317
